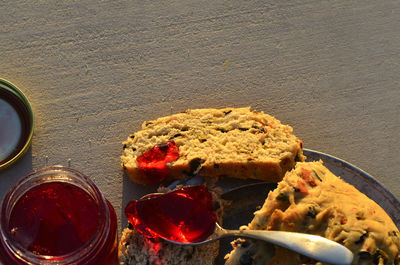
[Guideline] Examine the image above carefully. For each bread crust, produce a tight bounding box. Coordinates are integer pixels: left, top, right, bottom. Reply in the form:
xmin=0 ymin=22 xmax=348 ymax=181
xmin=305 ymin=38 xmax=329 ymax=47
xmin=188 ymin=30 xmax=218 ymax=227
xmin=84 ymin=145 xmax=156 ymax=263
xmin=121 ymin=107 xmax=305 ymax=184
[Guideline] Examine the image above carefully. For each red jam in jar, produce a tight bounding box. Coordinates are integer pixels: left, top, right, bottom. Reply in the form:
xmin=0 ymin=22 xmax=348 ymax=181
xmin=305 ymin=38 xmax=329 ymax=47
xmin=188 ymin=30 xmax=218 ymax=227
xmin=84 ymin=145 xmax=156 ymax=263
xmin=9 ymin=182 xmax=100 ymax=256
xmin=125 ymin=185 xmax=216 ymax=243
xmin=0 ymin=166 xmax=117 ymax=265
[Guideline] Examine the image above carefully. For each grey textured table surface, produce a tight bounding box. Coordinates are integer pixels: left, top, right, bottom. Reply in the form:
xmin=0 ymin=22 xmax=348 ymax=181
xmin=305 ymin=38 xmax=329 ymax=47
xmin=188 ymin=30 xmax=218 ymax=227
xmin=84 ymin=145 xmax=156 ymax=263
xmin=1 ymin=0 xmax=399 ymax=237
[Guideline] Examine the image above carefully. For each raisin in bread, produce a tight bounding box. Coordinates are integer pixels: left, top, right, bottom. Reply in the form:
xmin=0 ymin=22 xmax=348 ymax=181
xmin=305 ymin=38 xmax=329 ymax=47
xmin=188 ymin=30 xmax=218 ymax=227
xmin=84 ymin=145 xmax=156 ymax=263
xmin=224 ymin=161 xmax=400 ymax=265
xmin=118 ymin=186 xmax=228 ymax=265
xmin=121 ymin=107 xmax=305 ymax=184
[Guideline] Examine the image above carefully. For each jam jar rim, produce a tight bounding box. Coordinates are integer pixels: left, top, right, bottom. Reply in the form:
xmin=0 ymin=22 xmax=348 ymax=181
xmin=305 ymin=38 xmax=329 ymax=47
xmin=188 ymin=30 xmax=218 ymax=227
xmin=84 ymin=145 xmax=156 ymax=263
xmin=0 ymin=166 xmax=112 ymax=264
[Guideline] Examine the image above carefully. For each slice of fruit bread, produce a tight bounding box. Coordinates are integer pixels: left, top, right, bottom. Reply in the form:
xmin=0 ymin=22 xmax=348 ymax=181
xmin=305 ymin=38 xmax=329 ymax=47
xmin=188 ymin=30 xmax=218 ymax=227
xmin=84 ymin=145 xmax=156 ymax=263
xmin=224 ymin=161 xmax=400 ymax=265
xmin=121 ymin=107 xmax=305 ymax=184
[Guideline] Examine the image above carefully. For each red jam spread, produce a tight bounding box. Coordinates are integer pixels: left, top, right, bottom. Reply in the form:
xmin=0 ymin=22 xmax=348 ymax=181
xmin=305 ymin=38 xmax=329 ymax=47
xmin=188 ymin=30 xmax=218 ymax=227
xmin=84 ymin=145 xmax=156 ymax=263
xmin=125 ymin=185 xmax=217 ymax=243
xmin=9 ymin=182 xmax=100 ymax=256
xmin=136 ymin=141 xmax=179 ymax=184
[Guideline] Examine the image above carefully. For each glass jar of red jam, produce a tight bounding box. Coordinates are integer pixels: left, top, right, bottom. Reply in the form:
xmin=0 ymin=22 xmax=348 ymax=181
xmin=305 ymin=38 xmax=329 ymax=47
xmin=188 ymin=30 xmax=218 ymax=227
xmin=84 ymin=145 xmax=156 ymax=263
xmin=0 ymin=166 xmax=117 ymax=265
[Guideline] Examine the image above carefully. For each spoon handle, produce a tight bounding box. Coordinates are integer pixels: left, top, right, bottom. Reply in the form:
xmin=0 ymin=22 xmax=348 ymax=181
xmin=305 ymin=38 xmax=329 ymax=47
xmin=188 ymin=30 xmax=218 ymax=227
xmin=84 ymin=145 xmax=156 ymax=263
xmin=225 ymin=229 xmax=354 ymax=265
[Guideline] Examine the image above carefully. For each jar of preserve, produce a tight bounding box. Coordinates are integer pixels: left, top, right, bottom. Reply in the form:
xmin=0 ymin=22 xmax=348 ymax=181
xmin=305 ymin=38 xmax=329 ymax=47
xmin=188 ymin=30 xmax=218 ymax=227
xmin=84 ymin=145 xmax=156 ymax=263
xmin=0 ymin=166 xmax=117 ymax=265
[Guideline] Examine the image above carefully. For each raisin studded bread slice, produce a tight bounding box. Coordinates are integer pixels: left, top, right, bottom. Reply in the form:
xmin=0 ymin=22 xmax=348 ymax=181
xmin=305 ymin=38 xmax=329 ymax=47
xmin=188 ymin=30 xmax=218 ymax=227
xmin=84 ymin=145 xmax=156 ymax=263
xmin=118 ymin=227 xmax=219 ymax=265
xmin=121 ymin=107 xmax=305 ymax=184
xmin=118 ymin=186 xmax=228 ymax=265
xmin=224 ymin=161 xmax=400 ymax=265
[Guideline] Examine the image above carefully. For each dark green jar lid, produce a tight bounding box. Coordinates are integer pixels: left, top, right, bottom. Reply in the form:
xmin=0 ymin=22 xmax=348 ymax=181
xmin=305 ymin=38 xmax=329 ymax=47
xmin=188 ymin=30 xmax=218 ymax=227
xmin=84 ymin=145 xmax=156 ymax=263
xmin=0 ymin=78 xmax=34 ymax=170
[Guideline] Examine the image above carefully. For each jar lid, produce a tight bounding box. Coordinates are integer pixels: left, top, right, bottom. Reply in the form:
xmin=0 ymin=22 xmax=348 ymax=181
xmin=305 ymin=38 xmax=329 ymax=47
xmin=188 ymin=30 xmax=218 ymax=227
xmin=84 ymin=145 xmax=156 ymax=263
xmin=0 ymin=78 xmax=34 ymax=170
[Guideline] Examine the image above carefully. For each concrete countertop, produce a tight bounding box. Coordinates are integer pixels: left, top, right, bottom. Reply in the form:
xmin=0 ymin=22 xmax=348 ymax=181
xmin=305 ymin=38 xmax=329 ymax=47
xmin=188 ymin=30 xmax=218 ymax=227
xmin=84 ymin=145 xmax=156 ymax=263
xmin=1 ymin=0 xmax=399 ymax=236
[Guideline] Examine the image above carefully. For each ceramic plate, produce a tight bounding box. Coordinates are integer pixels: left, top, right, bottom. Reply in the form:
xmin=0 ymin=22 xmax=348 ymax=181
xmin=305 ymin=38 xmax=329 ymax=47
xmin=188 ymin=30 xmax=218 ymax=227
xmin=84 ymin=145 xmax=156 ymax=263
xmin=216 ymin=149 xmax=400 ymax=264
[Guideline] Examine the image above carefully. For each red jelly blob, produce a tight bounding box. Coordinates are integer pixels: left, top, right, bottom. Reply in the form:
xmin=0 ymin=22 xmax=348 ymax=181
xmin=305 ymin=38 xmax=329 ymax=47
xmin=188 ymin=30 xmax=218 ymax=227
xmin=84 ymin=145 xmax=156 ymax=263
xmin=8 ymin=182 xmax=100 ymax=256
xmin=136 ymin=141 xmax=180 ymax=184
xmin=125 ymin=185 xmax=217 ymax=243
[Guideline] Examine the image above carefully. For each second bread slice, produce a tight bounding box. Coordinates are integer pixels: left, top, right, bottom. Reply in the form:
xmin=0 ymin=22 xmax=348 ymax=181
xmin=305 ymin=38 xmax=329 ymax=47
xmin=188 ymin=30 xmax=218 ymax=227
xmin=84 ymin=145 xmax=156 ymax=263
xmin=121 ymin=107 xmax=305 ymax=184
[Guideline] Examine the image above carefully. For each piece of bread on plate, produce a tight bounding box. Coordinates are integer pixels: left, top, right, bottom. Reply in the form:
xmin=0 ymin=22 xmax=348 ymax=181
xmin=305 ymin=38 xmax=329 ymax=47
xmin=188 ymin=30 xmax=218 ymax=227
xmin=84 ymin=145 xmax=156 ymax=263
xmin=224 ymin=161 xmax=400 ymax=265
xmin=121 ymin=107 xmax=305 ymax=184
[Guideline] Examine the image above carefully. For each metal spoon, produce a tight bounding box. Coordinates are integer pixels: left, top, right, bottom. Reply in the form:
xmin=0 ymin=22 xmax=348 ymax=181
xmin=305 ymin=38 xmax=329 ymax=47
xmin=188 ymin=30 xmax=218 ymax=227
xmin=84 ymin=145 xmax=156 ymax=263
xmin=163 ymin=223 xmax=354 ymax=265
xmin=136 ymin=193 xmax=353 ymax=265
